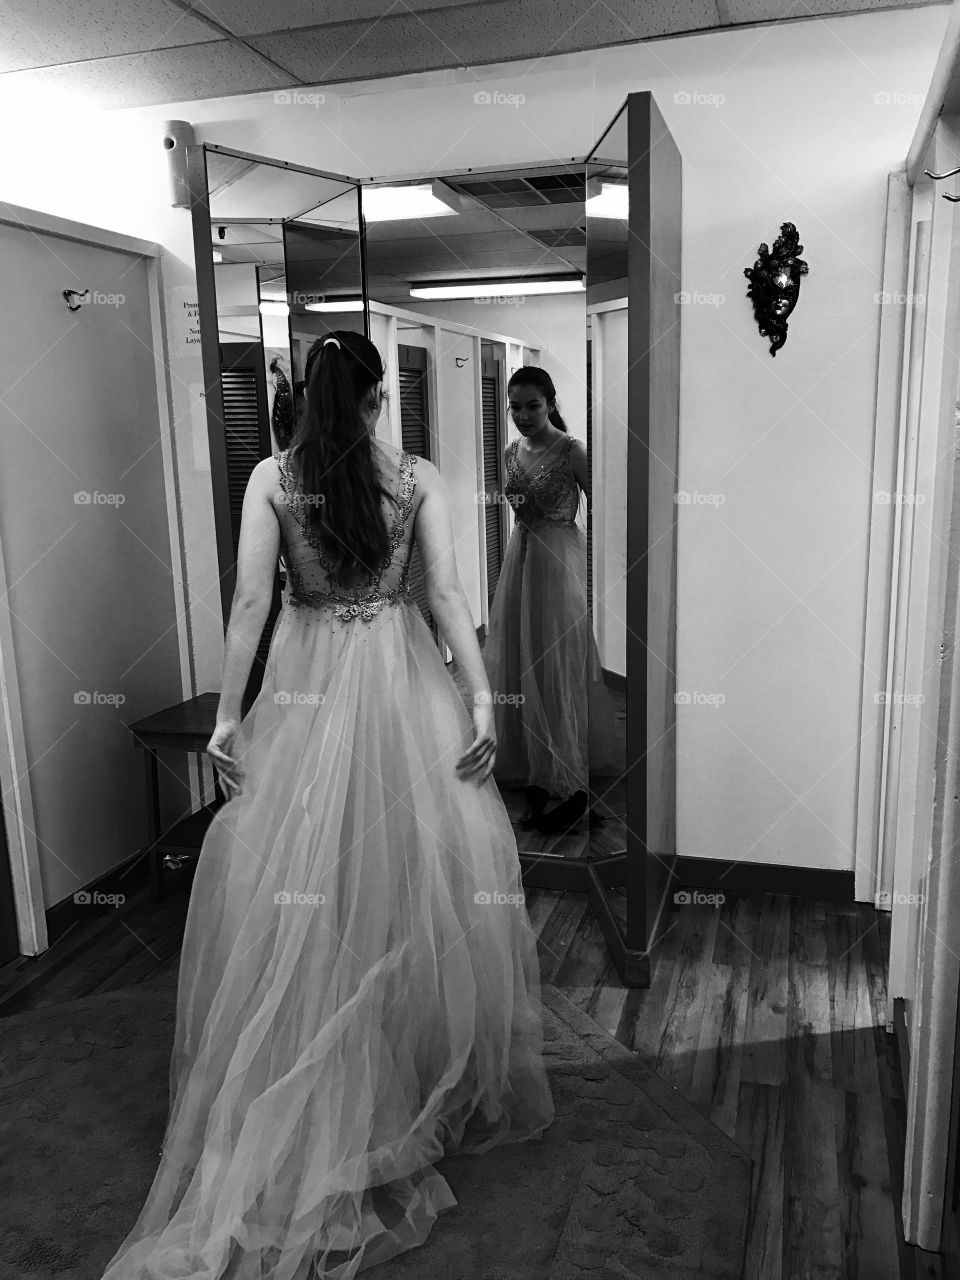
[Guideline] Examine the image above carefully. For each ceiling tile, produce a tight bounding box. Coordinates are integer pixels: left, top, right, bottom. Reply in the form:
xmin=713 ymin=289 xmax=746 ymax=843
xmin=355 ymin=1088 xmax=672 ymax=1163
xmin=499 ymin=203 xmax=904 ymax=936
xmin=247 ymin=0 xmax=715 ymax=84
xmin=0 ymin=0 xmax=218 ymax=73
xmin=187 ymin=0 xmax=490 ymax=37
xmin=0 ymin=0 xmax=940 ymax=109
xmin=0 ymin=40 xmax=291 ymax=109
xmin=723 ymin=0 xmax=907 ymax=17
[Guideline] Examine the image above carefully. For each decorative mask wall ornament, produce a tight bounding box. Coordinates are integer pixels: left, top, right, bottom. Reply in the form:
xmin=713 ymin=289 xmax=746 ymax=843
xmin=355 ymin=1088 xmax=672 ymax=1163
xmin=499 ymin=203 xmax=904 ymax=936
xmin=744 ymin=222 xmax=808 ymax=356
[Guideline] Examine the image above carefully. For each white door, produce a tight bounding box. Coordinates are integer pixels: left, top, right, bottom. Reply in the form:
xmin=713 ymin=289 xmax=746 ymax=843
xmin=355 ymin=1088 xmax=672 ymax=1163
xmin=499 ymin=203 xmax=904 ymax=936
xmin=0 ymin=212 xmax=181 ymax=954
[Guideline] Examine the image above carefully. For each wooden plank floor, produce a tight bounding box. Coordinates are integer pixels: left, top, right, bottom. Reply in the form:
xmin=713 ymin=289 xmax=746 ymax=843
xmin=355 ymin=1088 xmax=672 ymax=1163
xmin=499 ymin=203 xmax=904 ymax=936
xmin=0 ymin=874 xmax=936 ymax=1279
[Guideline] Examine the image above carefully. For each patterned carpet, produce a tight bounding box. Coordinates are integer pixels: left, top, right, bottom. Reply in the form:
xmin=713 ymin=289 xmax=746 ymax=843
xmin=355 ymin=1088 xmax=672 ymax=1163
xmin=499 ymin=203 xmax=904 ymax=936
xmin=0 ymin=968 xmax=750 ymax=1279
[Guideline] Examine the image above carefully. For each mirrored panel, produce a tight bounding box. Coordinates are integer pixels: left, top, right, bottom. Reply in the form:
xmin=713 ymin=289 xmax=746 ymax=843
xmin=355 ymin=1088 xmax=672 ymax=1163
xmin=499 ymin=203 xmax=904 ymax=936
xmin=347 ymin=162 xmax=626 ymax=855
xmin=184 ymin=106 xmax=678 ymax=979
xmin=584 ymin=95 xmax=681 ymax=964
xmin=190 ymin=143 xmax=628 ymax=856
xmin=189 ymin=145 xmax=364 ymax=693
xmin=283 ymin=216 xmax=365 ymax=430
xmin=585 ymin=105 xmax=630 ymax=844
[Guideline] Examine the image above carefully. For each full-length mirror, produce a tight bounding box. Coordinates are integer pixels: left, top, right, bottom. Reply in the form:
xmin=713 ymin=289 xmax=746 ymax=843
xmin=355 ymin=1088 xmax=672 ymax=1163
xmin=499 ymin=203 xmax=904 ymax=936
xmin=187 ymin=96 xmax=677 ymax=982
xmin=584 ymin=95 xmax=681 ymax=975
xmin=188 ymin=142 xmax=633 ymax=901
xmin=355 ymin=165 xmax=625 ymax=860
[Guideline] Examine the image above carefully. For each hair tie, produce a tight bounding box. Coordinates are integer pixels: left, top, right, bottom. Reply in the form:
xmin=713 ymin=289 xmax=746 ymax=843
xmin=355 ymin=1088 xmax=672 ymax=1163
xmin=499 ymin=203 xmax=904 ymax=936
xmin=322 ymin=336 xmax=341 ymax=350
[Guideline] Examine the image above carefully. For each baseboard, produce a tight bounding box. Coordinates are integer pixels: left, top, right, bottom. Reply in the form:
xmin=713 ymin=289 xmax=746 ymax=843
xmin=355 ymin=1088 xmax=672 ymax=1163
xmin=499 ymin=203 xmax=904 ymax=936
xmin=45 ymin=849 xmax=151 ymax=948
xmin=673 ymin=856 xmax=855 ymax=904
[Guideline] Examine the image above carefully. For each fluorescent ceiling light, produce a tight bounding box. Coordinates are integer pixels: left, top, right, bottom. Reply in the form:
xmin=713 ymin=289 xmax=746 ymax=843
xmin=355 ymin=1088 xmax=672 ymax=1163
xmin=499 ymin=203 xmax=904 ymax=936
xmin=304 ymin=299 xmax=365 ymax=312
xmin=409 ymin=279 xmax=584 ymax=300
xmin=585 ymin=182 xmax=628 ymax=219
xmin=212 ymin=250 xmax=223 ymax=263
xmin=259 ymin=301 xmax=289 ymax=316
xmin=362 ymin=181 xmax=458 ymax=222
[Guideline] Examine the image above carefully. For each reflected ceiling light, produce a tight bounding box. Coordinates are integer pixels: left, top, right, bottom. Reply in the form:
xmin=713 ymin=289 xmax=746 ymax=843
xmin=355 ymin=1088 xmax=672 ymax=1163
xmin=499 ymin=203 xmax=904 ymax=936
xmin=585 ymin=180 xmax=628 ymax=219
xmin=212 ymin=250 xmax=223 ymax=263
xmin=259 ymin=301 xmax=290 ymax=316
xmin=408 ymin=277 xmax=584 ymax=300
xmin=361 ymin=180 xmax=459 ymax=222
xmin=304 ymin=299 xmax=364 ymax=312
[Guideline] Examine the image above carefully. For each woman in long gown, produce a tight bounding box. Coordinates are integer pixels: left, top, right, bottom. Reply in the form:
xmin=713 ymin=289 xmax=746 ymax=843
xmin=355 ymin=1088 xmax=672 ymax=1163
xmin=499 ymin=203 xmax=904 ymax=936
xmin=99 ymin=331 xmax=555 ymax=1280
xmin=481 ymin=367 xmax=623 ymax=834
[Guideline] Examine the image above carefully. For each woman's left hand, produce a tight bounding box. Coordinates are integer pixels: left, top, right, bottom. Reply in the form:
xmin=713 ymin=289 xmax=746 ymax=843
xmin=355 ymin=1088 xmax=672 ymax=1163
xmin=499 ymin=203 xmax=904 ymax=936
xmin=206 ymin=719 xmax=243 ymax=799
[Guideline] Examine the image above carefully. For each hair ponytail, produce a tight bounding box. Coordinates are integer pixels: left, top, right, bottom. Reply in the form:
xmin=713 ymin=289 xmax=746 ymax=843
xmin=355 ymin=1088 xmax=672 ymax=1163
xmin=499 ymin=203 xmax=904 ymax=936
xmin=506 ymin=366 xmax=568 ymax=433
xmin=286 ymin=331 xmax=394 ymax=582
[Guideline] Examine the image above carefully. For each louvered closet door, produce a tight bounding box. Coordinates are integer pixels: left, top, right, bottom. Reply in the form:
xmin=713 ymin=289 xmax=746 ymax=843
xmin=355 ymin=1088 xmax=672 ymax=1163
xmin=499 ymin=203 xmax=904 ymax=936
xmin=397 ymin=344 xmax=437 ymax=640
xmin=480 ymin=355 xmax=504 ymax=608
xmin=219 ymin=342 xmax=280 ymax=712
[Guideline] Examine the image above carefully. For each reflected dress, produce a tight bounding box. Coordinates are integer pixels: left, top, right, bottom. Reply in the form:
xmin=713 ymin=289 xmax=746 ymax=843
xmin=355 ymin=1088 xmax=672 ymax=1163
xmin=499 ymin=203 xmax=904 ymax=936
xmin=98 ymin=442 xmax=555 ymax=1280
xmin=482 ymin=436 xmax=623 ymax=799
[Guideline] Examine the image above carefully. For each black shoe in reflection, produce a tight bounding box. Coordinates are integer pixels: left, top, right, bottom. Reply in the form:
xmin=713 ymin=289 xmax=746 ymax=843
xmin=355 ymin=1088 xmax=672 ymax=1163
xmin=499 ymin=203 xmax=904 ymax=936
xmin=520 ymin=785 xmax=552 ymax=828
xmin=534 ymin=789 xmax=589 ymax=834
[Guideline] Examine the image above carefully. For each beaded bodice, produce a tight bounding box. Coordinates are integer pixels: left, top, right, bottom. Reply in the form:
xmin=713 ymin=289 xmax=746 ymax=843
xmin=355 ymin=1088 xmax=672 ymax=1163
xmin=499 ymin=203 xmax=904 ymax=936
xmin=504 ymin=436 xmax=581 ymax=531
xmin=272 ymin=445 xmax=420 ymax=622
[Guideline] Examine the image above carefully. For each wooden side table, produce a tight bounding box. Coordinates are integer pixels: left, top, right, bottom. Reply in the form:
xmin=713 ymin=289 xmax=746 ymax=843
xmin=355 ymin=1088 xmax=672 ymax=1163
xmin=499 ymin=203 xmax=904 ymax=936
xmin=128 ymin=692 xmax=227 ymax=902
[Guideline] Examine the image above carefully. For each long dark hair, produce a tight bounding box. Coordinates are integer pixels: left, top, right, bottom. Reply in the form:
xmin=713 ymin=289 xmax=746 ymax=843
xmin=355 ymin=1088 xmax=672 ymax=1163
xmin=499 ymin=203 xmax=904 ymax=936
xmin=506 ymin=366 xmax=569 ymax=433
xmin=286 ymin=330 xmax=394 ymax=582
xmin=269 ymin=356 xmax=295 ymax=451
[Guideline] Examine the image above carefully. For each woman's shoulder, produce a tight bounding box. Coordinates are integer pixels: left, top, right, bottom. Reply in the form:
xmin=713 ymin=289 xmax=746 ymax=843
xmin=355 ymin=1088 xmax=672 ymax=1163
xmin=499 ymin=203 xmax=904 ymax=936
xmin=253 ymin=452 xmax=286 ymax=483
xmin=403 ymin=451 xmax=436 ymax=486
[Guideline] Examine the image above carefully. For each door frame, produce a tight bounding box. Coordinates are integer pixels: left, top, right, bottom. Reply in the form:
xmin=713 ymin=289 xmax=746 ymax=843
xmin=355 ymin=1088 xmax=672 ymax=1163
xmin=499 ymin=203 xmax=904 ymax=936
xmin=901 ymin=112 xmax=960 ymax=1251
xmin=869 ymin=111 xmax=960 ymax=1249
xmin=0 ymin=202 xmax=181 ymax=956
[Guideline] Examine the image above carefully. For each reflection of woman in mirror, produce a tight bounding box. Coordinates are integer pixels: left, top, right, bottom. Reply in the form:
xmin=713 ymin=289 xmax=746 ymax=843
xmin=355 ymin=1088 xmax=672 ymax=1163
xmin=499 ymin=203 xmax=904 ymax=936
xmin=482 ymin=367 xmax=622 ymax=835
xmin=269 ymin=354 xmax=295 ymax=451
xmin=99 ymin=330 xmax=553 ymax=1280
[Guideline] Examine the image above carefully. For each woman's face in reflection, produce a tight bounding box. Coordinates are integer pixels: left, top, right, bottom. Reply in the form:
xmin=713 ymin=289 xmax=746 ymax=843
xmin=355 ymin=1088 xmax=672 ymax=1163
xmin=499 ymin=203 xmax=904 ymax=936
xmin=509 ymin=385 xmax=552 ymax=437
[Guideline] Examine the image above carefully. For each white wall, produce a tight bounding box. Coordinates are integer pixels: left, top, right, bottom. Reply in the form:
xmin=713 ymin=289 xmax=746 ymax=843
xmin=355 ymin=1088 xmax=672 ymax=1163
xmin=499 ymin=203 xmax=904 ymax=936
xmin=0 ymin=6 xmax=949 ymax=877
xmin=0 ymin=93 xmax=225 ymax=708
xmin=433 ymin=329 xmax=485 ymax=617
xmin=215 ymin=261 xmax=259 ymax=339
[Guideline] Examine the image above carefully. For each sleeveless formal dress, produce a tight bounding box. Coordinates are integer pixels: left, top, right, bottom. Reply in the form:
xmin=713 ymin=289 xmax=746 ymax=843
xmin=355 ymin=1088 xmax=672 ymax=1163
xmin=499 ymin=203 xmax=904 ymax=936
xmin=99 ymin=442 xmax=555 ymax=1280
xmin=481 ymin=436 xmax=624 ymax=799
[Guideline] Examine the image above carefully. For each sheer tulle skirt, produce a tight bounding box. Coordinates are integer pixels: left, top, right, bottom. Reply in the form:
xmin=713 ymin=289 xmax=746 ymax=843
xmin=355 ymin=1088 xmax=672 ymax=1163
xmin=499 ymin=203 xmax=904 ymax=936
xmin=482 ymin=520 xmax=624 ymax=798
xmin=99 ymin=598 xmax=554 ymax=1280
